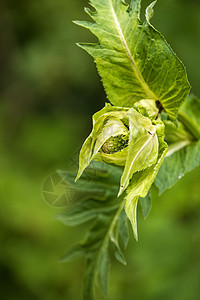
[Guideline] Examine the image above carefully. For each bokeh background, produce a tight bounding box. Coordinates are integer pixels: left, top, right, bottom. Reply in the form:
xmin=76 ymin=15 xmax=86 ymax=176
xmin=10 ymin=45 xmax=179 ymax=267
xmin=0 ymin=0 xmax=200 ymax=299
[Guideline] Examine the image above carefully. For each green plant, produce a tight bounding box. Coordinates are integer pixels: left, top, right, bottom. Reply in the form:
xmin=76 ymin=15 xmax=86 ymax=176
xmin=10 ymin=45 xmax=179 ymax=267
xmin=54 ymin=1 xmax=200 ymax=299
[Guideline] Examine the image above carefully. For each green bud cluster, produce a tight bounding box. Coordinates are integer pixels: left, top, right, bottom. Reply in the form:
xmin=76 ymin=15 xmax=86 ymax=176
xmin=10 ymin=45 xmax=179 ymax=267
xmin=76 ymin=103 xmax=160 ymax=190
xmin=101 ymin=134 xmax=129 ymax=154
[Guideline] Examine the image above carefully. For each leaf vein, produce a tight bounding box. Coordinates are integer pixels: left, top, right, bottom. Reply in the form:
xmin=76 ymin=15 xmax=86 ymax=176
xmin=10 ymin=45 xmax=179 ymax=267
xmin=109 ymin=0 xmax=157 ymax=100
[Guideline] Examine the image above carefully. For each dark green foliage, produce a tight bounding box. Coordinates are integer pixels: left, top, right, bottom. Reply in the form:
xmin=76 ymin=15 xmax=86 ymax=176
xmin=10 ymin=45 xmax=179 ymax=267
xmin=57 ymin=162 xmax=129 ymax=299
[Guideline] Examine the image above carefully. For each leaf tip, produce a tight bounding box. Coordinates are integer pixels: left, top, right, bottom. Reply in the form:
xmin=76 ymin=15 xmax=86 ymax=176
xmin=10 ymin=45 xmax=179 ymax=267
xmin=75 ymin=172 xmax=80 ymax=182
xmin=75 ymin=167 xmax=83 ymax=182
xmin=145 ymin=0 xmax=157 ymax=24
xmin=135 ymin=233 xmax=139 ymax=242
xmin=118 ymin=185 xmax=125 ymax=197
xmin=132 ymin=222 xmax=138 ymax=241
xmin=84 ymin=6 xmax=96 ymax=18
xmin=76 ymin=42 xmax=81 ymax=48
xmin=133 ymin=226 xmax=138 ymax=242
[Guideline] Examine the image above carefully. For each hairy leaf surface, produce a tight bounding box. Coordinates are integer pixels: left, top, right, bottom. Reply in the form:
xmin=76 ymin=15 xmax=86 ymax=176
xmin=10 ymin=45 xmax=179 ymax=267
xmin=75 ymin=0 xmax=190 ymax=120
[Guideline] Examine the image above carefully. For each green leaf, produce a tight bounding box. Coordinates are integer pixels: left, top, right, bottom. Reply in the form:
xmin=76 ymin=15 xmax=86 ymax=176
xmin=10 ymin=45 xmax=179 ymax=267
xmin=133 ymin=99 xmax=158 ymax=120
xmin=59 ymin=244 xmax=86 ymax=263
xmin=145 ymin=0 xmax=157 ymax=23
xmin=112 ymin=242 xmax=127 ymax=265
xmin=81 ymin=200 xmax=126 ymax=300
xmin=93 ymin=117 xmax=128 ymax=154
xmin=119 ymin=209 xmax=129 ymax=248
xmin=99 ymin=249 xmax=110 ymax=295
xmin=125 ymin=195 xmax=139 ymax=241
xmin=110 ymin=220 xmax=127 ymax=265
xmin=76 ymin=103 xmax=128 ymax=181
xmin=119 ymin=108 xmax=159 ymax=195
xmin=139 ymin=192 xmax=152 ymax=219
xmin=58 ymin=162 xmax=128 ymax=300
xmin=178 ymin=94 xmax=200 ymax=140
xmin=60 ymin=160 xmax=123 ymax=203
xmin=56 ymin=198 xmax=118 ymax=226
xmin=155 ymin=140 xmax=200 ymax=194
xmin=75 ymin=0 xmax=190 ymax=120
xmin=164 ymin=121 xmax=194 ymax=144
xmin=125 ymin=120 xmax=168 ymax=240
xmin=155 ymin=94 xmax=200 ymax=194
xmin=163 ymin=120 xmax=194 ymax=157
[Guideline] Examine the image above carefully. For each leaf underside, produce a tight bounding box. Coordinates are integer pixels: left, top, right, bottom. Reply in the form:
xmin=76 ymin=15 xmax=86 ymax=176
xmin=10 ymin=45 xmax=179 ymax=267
xmin=75 ymin=0 xmax=191 ymax=120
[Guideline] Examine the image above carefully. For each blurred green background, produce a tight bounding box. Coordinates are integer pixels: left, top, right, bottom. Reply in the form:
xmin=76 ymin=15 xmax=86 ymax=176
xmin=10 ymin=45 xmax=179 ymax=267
xmin=0 ymin=0 xmax=200 ymax=299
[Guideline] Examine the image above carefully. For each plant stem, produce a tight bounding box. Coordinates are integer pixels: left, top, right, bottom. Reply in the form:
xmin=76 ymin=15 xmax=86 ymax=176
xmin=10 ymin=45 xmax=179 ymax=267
xmin=178 ymin=111 xmax=200 ymax=140
xmin=166 ymin=140 xmax=192 ymax=157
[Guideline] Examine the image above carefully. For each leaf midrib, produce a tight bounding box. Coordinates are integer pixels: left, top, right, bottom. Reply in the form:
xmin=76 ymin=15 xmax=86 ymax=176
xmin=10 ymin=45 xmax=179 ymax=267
xmin=91 ymin=199 xmax=125 ymax=296
xmin=109 ymin=0 xmax=157 ymax=100
xmin=130 ymin=132 xmax=155 ymax=168
xmin=119 ymin=132 xmax=156 ymax=195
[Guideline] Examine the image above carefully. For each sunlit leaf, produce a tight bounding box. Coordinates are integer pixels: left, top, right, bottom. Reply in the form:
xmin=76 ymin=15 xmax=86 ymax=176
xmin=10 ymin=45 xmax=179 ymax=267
xmin=75 ymin=0 xmax=191 ymax=120
xmin=119 ymin=108 xmax=159 ymax=195
xmin=125 ymin=120 xmax=168 ymax=239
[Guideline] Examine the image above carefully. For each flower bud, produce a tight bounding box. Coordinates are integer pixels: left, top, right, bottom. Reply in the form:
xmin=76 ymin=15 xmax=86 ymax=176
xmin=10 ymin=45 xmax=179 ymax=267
xmin=76 ymin=103 xmax=159 ymax=195
xmin=101 ymin=134 xmax=129 ymax=154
